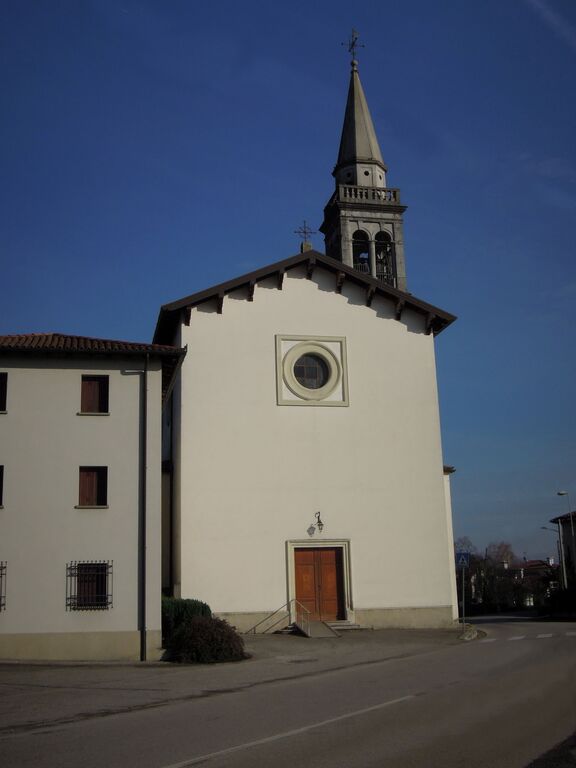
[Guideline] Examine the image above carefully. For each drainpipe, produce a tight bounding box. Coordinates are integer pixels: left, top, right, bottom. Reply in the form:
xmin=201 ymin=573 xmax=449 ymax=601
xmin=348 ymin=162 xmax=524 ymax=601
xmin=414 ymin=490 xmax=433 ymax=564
xmin=139 ymin=354 xmax=149 ymax=661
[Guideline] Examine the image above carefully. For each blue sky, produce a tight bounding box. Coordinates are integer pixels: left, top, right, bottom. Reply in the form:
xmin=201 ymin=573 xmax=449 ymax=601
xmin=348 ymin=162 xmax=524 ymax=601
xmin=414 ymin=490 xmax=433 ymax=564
xmin=1 ymin=1 xmax=575 ymax=560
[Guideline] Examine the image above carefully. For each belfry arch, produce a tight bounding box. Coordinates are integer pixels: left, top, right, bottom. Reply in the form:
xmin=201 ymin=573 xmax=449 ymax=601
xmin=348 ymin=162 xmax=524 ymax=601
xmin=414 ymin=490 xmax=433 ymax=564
xmin=352 ymin=230 xmax=370 ymax=273
xmin=375 ymin=231 xmax=397 ymax=287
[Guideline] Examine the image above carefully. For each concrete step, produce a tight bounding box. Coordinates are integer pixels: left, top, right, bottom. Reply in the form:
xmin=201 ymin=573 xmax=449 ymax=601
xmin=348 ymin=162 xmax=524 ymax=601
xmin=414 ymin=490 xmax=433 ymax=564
xmin=273 ymin=623 xmax=297 ymax=635
xmin=326 ymin=622 xmax=368 ymax=631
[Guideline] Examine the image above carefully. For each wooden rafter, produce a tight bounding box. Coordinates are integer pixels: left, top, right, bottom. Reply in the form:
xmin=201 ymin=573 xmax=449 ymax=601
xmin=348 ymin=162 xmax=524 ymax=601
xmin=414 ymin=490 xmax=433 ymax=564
xmin=306 ymin=257 xmax=316 ymax=280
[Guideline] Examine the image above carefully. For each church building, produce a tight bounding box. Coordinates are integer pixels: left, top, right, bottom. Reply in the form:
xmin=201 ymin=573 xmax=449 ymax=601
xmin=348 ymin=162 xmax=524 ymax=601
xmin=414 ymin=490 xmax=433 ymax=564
xmin=154 ymin=56 xmax=459 ymax=631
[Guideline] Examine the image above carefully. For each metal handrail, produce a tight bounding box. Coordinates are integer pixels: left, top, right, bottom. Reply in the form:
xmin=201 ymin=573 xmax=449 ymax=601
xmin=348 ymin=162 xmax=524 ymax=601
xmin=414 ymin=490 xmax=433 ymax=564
xmin=292 ymin=599 xmax=311 ymax=637
xmin=244 ymin=599 xmax=312 ymax=635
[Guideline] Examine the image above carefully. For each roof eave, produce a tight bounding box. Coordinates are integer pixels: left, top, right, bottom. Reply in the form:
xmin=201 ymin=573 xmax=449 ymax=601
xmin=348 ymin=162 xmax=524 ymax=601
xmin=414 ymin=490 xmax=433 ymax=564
xmin=153 ymin=251 xmax=456 ymax=344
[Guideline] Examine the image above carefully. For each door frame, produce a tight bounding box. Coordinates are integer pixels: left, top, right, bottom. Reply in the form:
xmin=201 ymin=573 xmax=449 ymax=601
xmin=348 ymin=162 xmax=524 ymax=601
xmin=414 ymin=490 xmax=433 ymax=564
xmin=286 ymin=539 xmax=353 ymax=624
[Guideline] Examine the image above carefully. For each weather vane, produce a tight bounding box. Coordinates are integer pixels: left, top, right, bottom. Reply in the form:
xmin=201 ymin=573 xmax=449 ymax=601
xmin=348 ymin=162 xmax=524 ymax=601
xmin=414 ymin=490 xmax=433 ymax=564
xmin=342 ymin=28 xmax=364 ymax=62
xmin=294 ymin=220 xmax=315 ymax=249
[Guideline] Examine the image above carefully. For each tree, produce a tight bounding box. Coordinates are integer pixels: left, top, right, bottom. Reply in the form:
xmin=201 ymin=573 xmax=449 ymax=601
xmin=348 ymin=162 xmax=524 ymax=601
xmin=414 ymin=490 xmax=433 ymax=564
xmin=485 ymin=541 xmax=517 ymax=566
xmin=454 ymin=536 xmax=477 ymax=555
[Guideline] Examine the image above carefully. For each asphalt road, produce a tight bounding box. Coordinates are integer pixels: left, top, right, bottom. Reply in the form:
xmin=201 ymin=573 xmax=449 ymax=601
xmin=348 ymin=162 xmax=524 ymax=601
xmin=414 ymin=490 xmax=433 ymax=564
xmin=1 ymin=620 xmax=575 ymax=768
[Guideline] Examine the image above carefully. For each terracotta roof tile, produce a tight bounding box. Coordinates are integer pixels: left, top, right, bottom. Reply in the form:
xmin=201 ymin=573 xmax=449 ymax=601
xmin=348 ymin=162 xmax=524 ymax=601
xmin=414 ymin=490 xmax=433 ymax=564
xmin=0 ymin=333 xmax=181 ymax=357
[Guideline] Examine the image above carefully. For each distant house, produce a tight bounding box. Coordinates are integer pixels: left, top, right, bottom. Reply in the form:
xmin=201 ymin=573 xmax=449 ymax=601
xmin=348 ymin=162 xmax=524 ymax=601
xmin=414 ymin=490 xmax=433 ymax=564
xmin=512 ymin=560 xmax=560 ymax=607
xmin=550 ymin=512 xmax=576 ymax=587
xmin=0 ymin=333 xmax=184 ymax=660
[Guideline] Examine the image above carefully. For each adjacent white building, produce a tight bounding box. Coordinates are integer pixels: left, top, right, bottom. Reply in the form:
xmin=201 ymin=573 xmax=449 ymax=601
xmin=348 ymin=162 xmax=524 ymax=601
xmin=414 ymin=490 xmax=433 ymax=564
xmin=0 ymin=334 xmax=184 ymax=660
xmin=153 ymin=58 xmax=459 ymax=632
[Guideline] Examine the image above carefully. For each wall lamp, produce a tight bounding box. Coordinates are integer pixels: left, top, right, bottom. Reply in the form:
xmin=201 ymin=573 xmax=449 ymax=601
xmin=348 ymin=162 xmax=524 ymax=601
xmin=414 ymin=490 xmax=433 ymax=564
xmin=307 ymin=511 xmax=325 ymax=536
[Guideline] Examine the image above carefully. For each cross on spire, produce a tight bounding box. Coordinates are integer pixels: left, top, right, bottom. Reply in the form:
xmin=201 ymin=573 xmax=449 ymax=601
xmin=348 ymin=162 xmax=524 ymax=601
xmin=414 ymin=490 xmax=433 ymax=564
xmin=342 ymin=28 xmax=364 ymax=63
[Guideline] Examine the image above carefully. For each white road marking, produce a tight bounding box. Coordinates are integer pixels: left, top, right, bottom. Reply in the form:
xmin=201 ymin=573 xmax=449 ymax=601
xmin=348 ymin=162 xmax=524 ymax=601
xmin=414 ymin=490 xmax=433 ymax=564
xmin=479 ymin=638 xmax=497 ymax=643
xmin=537 ymin=633 xmax=553 ymax=638
xmin=566 ymin=631 xmax=576 ymax=636
xmin=161 ymin=694 xmax=415 ymax=767
xmin=508 ymin=636 xmax=526 ymax=641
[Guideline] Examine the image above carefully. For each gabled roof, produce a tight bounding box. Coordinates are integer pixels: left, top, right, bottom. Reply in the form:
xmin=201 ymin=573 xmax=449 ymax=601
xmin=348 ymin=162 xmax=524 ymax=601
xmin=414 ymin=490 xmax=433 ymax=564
xmin=0 ymin=333 xmax=186 ymax=402
xmin=550 ymin=511 xmax=576 ymax=524
xmin=0 ymin=332 xmax=181 ymax=356
xmin=153 ymin=250 xmax=456 ymax=344
xmin=335 ymin=61 xmax=386 ymax=174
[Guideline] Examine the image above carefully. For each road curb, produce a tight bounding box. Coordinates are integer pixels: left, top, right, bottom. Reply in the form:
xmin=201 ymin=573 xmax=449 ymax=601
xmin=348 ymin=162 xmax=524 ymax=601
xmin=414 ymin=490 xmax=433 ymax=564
xmin=458 ymin=624 xmax=479 ymax=641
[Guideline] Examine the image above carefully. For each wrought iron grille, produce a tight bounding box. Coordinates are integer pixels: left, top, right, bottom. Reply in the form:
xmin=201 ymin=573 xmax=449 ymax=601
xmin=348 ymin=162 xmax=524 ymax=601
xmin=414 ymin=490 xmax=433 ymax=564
xmin=0 ymin=561 xmax=6 ymax=611
xmin=66 ymin=560 xmax=113 ymax=611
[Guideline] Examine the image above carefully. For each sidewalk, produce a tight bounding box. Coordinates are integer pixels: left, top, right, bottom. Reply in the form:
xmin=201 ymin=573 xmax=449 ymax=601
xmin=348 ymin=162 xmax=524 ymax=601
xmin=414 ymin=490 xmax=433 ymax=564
xmin=0 ymin=627 xmax=465 ymax=735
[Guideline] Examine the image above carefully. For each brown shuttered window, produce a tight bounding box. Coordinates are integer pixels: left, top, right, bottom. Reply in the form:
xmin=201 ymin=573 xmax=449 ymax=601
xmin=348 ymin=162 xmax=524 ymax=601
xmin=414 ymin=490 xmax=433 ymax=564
xmin=81 ymin=375 xmax=109 ymax=413
xmin=0 ymin=373 xmax=7 ymax=411
xmin=78 ymin=467 xmax=107 ymax=506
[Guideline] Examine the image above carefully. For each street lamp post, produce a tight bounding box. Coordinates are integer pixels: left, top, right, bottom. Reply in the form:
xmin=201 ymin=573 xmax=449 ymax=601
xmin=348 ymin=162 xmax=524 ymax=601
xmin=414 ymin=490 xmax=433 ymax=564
xmin=557 ymin=491 xmax=575 ymax=586
xmin=541 ymin=526 xmax=567 ymax=589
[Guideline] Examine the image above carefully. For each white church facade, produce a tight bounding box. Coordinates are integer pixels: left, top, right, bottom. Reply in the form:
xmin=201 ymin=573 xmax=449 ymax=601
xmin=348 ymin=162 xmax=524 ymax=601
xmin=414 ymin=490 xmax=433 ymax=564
xmin=154 ymin=58 xmax=459 ymax=631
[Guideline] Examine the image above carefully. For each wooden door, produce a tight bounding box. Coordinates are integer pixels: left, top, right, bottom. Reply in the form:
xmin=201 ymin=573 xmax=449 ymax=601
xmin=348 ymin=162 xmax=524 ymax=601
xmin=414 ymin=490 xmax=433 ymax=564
xmin=294 ymin=547 xmax=344 ymax=621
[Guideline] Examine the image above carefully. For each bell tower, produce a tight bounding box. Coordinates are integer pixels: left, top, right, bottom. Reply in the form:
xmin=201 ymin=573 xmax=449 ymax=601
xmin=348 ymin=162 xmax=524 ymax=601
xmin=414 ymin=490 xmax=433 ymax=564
xmin=320 ymin=39 xmax=408 ymax=291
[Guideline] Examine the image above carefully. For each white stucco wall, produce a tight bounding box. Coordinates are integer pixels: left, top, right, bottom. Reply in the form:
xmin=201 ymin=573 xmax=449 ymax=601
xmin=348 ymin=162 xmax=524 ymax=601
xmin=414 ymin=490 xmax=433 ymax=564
xmin=0 ymin=355 xmax=163 ymax=658
xmin=173 ymin=265 xmax=457 ymax=627
xmin=443 ymin=472 xmax=459 ymax=621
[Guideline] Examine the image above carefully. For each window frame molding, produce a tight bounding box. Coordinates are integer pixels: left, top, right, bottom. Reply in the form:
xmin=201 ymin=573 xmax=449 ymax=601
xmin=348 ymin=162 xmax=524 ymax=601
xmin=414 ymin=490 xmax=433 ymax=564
xmin=77 ymin=466 xmax=108 ymax=508
xmin=276 ymin=335 xmax=349 ymax=407
xmin=80 ymin=374 xmax=110 ymax=415
xmin=283 ymin=342 xmax=341 ymax=401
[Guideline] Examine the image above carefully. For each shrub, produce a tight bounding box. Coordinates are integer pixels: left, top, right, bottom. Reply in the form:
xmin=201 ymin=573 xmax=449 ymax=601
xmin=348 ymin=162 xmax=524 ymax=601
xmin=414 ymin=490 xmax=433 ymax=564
xmin=166 ymin=615 xmax=247 ymax=664
xmin=162 ymin=597 xmax=212 ymax=645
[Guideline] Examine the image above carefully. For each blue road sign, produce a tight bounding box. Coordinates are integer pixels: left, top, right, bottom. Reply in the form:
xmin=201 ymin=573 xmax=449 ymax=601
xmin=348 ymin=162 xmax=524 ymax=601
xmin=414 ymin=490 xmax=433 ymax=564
xmin=456 ymin=552 xmax=470 ymax=568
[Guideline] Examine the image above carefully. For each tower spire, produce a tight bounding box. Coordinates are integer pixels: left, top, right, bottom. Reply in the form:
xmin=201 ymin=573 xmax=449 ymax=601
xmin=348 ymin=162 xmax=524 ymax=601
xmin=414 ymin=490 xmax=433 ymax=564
xmin=334 ymin=54 xmax=387 ymax=188
xmin=319 ymin=39 xmax=408 ymax=291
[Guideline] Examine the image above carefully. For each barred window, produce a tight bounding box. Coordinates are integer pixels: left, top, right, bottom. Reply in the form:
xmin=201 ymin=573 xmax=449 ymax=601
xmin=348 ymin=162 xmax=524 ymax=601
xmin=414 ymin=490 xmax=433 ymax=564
xmin=66 ymin=561 xmax=112 ymax=610
xmin=0 ymin=562 xmax=6 ymax=611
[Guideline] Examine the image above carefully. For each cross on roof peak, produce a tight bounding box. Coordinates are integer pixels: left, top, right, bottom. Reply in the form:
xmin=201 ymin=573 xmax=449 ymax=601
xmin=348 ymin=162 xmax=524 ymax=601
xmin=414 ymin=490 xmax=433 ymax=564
xmin=294 ymin=220 xmax=316 ymax=253
xmin=294 ymin=220 xmax=315 ymax=243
